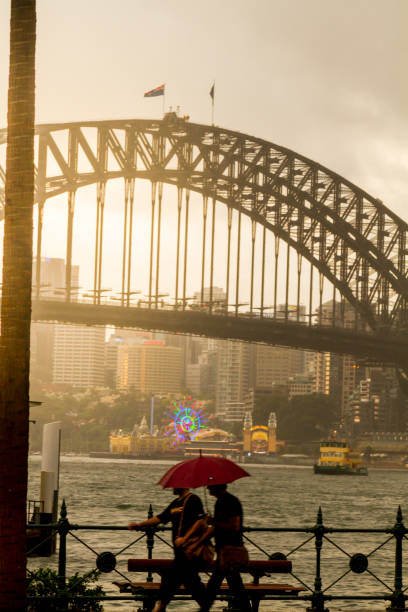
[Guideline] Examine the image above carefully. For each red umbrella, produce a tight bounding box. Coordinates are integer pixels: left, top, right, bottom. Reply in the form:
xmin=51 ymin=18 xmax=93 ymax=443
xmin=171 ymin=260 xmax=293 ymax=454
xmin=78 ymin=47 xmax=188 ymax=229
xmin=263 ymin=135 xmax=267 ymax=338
xmin=157 ymin=454 xmax=251 ymax=488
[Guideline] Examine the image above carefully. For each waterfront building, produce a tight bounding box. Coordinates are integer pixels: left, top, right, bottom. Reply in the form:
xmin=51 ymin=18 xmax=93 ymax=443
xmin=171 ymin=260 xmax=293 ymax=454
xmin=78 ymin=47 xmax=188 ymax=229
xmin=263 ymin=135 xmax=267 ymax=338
xmin=116 ymin=340 xmax=183 ymax=394
xmin=243 ymin=410 xmax=281 ymax=455
xmin=110 ymin=417 xmax=175 ymax=456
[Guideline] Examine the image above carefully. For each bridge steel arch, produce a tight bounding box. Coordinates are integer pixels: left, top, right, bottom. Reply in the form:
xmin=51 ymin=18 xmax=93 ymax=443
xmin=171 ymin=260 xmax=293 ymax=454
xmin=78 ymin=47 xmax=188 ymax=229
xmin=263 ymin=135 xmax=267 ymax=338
xmin=0 ymin=115 xmax=407 ymax=342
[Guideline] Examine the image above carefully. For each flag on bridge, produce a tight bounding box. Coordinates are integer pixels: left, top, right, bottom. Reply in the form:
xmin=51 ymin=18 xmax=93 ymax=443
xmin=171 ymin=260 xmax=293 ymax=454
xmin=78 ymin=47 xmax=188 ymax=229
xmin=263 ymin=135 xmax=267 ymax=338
xmin=144 ymin=84 xmax=165 ymax=97
xmin=210 ymin=82 xmax=215 ymax=125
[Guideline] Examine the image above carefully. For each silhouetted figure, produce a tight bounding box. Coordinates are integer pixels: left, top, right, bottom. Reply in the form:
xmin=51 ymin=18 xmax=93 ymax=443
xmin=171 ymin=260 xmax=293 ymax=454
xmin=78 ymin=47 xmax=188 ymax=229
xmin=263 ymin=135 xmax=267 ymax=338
xmin=129 ymin=487 xmax=206 ymax=612
xmin=199 ymin=483 xmax=252 ymax=612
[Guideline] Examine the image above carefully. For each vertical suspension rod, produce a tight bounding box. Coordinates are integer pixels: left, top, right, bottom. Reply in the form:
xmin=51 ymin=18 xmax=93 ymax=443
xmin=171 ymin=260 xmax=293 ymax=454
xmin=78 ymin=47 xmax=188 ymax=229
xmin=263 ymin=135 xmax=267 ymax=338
xmin=250 ymin=221 xmax=256 ymax=313
xmin=296 ymin=254 xmax=302 ymax=322
xmin=66 ymin=128 xmax=78 ymax=303
xmin=273 ymin=237 xmax=280 ymax=319
xmin=182 ymin=189 xmax=190 ymax=311
xmin=126 ymin=179 xmax=135 ymax=307
xmin=95 ymin=128 xmax=107 ymax=305
xmin=155 ymin=183 xmax=163 ymax=309
xmin=121 ymin=180 xmax=129 ymax=307
xmin=319 ymin=274 xmax=324 ymax=324
xmin=285 ymin=242 xmax=290 ymax=321
xmin=66 ymin=191 xmax=76 ymax=303
xmin=125 ymin=127 xmax=137 ymax=307
xmin=309 ymin=255 xmax=314 ymax=327
xmin=226 ymin=207 xmax=232 ymax=314
xmin=96 ymin=183 xmax=106 ymax=305
xmin=175 ymin=187 xmax=182 ymax=307
xmin=260 ymin=226 xmax=266 ymax=317
xmin=35 ymin=134 xmax=47 ymax=301
xmin=201 ymin=196 xmax=208 ymax=306
xmin=148 ymin=182 xmax=156 ymax=308
xmin=35 ymin=203 xmax=44 ymax=300
xmin=235 ymin=210 xmax=242 ymax=317
xmin=332 ymin=256 xmax=337 ymax=326
xmin=93 ymin=191 xmax=100 ymax=303
xmin=209 ymin=198 xmax=216 ymax=313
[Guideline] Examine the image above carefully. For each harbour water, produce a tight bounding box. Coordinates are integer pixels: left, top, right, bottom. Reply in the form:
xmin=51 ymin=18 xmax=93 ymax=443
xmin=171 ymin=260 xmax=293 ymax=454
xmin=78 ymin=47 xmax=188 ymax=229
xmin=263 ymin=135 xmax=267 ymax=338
xmin=28 ymin=456 xmax=408 ymax=610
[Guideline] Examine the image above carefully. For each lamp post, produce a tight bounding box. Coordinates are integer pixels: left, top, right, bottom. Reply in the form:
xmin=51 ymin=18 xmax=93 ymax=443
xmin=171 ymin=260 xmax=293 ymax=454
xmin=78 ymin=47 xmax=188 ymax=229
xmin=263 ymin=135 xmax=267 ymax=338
xmin=150 ymin=395 xmax=154 ymax=435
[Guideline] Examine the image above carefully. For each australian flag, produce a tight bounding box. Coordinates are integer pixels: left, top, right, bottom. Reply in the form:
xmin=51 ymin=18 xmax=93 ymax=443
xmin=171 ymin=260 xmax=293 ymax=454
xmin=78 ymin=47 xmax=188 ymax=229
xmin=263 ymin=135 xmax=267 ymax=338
xmin=144 ymin=84 xmax=165 ymax=97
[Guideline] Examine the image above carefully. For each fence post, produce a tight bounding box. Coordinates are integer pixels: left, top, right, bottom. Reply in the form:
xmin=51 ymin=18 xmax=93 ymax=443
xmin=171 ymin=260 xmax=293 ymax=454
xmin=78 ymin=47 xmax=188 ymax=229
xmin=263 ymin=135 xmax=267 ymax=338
xmin=308 ymin=507 xmax=328 ymax=612
xmin=387 ymin=506 xmax=406 ymax=611
xmin=57 ymin=499 xmax=69 ymax=587
xmin=146 ymin=504 xmax=155 ymax=583
xmin=57 ymin=499 xmax=70 ymax=611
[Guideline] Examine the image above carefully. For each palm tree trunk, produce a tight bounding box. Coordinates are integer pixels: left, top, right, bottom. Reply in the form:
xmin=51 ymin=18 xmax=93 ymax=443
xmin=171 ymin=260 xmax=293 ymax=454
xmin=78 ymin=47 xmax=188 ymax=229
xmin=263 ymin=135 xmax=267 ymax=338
xmin=0 ymin=0 xmax=36 ymax=608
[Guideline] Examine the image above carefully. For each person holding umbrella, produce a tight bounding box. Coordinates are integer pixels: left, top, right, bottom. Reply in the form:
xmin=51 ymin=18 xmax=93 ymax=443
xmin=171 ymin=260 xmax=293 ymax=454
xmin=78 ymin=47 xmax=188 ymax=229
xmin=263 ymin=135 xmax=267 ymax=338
xmin=199 ymin=483 xmax=252 ymax=612
xmin=128 ymin=486 xmax=207 ymax=612
xmin=156 ymin=452 xmax=252 ymax=611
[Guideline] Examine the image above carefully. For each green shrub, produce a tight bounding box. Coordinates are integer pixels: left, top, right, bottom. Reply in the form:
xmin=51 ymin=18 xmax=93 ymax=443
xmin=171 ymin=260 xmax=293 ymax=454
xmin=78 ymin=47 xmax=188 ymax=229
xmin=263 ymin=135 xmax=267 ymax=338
xmin=27 ymin=567 xmax=104 ymax=611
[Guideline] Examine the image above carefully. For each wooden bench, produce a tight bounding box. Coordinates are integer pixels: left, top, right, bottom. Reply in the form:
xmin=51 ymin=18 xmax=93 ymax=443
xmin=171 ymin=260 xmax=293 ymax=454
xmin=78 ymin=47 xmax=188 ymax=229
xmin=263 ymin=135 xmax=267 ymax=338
xmin=114 ymin=558 xmax=305 ymax=611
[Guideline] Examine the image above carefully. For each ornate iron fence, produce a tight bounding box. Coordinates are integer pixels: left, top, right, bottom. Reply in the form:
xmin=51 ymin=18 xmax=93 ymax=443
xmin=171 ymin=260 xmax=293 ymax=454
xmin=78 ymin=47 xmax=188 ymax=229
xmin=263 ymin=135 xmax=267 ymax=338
xmin=27 ymin=500 xmax=408 ymax=611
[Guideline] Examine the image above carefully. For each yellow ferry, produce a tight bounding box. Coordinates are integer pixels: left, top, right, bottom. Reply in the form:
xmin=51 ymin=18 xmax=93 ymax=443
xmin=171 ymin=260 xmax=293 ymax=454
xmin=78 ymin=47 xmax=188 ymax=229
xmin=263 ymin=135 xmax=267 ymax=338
xmin=314 ymin=440 xmax=368 ymax=475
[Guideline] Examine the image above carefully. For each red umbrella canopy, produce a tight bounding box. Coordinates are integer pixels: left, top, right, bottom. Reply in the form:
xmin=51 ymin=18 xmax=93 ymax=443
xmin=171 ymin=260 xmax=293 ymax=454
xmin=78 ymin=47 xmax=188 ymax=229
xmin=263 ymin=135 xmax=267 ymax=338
xmin=157 ymin=455 xmax=251 ymax=489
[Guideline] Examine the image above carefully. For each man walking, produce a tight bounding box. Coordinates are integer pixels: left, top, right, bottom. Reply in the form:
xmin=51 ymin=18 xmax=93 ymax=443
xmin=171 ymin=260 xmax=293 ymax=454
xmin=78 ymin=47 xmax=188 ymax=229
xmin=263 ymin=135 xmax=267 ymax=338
xmin=199 ymin=483 xmax=252 ymax=611
xmin=129 ymin=487 xmax=207 ymax=612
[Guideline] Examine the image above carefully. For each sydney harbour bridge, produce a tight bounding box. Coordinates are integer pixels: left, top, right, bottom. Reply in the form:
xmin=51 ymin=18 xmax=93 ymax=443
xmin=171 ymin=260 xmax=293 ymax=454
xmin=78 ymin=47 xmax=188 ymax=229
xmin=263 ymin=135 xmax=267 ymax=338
xmin=0 ymin=112 xmax=407 ymax=367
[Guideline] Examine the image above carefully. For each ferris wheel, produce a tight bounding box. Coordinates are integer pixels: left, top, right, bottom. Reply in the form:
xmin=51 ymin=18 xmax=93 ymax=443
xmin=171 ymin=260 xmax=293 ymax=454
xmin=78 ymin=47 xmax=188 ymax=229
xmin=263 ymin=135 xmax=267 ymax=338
xmin=169 ymin=399 xmax=206 ymax=442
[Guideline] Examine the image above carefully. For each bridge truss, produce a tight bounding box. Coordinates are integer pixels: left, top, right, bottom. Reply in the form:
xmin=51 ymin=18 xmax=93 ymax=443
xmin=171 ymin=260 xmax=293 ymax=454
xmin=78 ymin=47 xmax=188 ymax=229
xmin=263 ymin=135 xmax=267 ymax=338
xmin=0 ymin=114 xmax=407 ymax=364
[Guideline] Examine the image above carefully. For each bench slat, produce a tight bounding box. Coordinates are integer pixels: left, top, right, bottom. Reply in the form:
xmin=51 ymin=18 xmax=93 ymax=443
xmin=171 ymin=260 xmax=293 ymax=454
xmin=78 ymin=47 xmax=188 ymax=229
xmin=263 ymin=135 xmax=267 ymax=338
xmin=127 ymin=558 xmax=292 ymax=574
xmin=114 ymin=581 xmax=304 ymax=595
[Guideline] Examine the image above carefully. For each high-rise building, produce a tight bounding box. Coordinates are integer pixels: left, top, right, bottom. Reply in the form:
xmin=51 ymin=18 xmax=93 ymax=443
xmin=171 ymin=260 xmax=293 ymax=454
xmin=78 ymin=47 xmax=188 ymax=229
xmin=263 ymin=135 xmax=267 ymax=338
xmin=52 ymin=325 xmax=105 ymax=388
xmin=215 ymin=340 xmax=252 ymax=417
xmin=32 ymin=256 xmax=79 ymax=298
xmin=255 ymin=344 xmax=305 ymax=388
xmin=314 ymin=352 xmax=330 ymax=395
xmin=193 ymin=286 xmax=227 ymax=308
xmin=198 ymin=349 xmax=218 ymax=398
xmin=185 ymin=363 xmax=201 ymax=396
xmin=31 ymin=258 xmax=80 ymax=385
xmin=116 ymin=341 xmax=183 ymax=394
xmin=104 ymin=330 xmax=152 ymax=388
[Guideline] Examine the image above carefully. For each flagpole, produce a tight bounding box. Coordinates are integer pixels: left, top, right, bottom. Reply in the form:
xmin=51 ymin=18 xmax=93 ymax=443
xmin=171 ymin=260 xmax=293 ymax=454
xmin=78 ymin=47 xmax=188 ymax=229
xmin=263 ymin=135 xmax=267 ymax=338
xmin=163 ymin=83 xmax=165 ymax=117
xmin=210 ymin=81 xmax=215 ymax=126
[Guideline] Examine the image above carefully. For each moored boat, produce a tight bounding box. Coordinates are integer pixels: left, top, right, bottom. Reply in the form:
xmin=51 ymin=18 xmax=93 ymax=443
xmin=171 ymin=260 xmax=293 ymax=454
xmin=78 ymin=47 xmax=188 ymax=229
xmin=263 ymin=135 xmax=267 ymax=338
xmin=314 ymin=440 xmax=368 ymax=475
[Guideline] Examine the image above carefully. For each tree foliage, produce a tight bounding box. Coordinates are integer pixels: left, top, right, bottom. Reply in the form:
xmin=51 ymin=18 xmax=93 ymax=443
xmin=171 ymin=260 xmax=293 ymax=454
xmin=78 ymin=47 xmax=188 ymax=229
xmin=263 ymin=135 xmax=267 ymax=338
xmin=277 ymin=393 xmax=337 ymax=442
xmin=27 ymin=568 xmax=104 ymax=611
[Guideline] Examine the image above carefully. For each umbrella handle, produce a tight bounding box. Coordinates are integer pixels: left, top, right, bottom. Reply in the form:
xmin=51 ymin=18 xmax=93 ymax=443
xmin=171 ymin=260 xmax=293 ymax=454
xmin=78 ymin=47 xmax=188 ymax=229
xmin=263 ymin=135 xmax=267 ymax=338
xmin=203 ymin=486 xmax=210 ymax=514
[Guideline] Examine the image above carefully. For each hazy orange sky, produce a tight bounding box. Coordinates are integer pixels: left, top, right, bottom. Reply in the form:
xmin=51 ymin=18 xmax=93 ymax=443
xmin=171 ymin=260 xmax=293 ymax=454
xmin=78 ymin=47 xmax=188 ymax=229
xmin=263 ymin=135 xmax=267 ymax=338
xmin=0 ymin=0 xmax=406 ymax=302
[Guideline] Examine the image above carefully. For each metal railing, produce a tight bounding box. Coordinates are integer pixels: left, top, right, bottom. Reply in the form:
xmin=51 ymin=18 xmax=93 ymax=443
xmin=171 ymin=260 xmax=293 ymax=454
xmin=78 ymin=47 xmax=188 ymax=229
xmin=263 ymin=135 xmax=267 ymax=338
xmin=27 ymin=500 xmax=408 ymax=611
